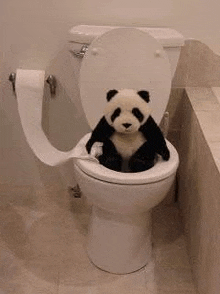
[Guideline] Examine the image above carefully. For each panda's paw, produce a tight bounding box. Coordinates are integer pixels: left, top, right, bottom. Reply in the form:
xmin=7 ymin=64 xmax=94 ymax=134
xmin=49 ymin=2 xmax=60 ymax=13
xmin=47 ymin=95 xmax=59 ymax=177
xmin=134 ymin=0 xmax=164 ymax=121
xmin=129 ymin=158 xmax=154 ymax=173
xmin=161 ymin=148 xmax=170 ymax=161
xmin=90 ymin=142 xmax=103 ymax=158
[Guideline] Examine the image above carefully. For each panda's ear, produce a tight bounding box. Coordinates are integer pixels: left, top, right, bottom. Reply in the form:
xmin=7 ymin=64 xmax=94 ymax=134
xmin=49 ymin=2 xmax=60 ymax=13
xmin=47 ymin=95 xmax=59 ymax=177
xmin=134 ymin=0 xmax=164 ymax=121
xmin=106 ymin=89 xmax=118 ymax=101
xmin=137 ymin=90 xmax=150 ymax=103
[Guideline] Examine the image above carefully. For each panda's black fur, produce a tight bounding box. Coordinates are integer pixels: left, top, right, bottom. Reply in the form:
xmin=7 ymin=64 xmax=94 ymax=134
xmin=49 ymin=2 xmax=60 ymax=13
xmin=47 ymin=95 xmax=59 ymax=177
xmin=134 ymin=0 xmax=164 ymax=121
xmin=86 ymin=89 xmax=170 ymax=172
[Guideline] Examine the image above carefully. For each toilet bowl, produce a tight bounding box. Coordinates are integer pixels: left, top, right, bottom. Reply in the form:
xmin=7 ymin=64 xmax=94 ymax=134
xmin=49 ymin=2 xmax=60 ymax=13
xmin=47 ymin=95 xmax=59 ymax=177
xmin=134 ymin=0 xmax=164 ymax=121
xmin=16 ymin=25 xmax=184 ymax=275
xmin=74 ymin=132 xmax=179 ymax=273
xmin=69 ymin=26 xmax=182 ymax=274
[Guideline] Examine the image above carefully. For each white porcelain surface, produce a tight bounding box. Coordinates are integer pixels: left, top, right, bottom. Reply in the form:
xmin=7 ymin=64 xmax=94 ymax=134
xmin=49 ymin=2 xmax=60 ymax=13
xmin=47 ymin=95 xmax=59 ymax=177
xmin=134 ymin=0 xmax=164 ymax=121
xmin=69 ymin=25 xmax=185 ymax=47
xmin=75 ymin=133 xmax=179 ymax=185
xmin=74 ymin=154 xmax=177 ymax=273
xmin=68 ymin=25 xmax=184 ymax=83
xmin=74 ymin=164 xmax=176 ymax=215
xmin=79 ymin=28 xmax=172 ymax=128
xmin=74 ymin=23 xmax=179 ymax=272
xmin=87 ymin=207 xmax=152 ymax=274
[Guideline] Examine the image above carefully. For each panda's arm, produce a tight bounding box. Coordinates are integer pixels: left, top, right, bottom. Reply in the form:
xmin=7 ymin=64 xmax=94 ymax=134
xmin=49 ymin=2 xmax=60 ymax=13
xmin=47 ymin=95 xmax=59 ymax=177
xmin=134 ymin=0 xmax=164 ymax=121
xmin=139 ymin=116 xmax=170 ymax=160
xmin=86 ymin=116 xmax=115 ymax=154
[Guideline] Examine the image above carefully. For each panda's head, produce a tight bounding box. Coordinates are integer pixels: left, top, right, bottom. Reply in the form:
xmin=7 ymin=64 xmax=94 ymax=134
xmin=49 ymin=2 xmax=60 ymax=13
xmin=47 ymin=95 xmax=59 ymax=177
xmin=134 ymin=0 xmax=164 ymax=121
xmin=104 ymin=89 xmax=152 ymax=134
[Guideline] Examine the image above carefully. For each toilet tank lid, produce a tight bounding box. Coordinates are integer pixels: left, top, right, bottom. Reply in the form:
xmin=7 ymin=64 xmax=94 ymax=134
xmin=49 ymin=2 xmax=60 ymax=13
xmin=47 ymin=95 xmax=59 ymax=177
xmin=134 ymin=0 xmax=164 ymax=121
xmin=68 ymin=25 xmax=184 ymax=47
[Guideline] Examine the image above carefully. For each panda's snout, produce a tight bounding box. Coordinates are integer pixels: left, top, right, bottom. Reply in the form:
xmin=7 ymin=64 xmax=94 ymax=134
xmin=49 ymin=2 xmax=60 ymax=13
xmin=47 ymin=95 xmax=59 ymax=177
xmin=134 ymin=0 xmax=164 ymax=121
xmin=123 ymin=123 xmax=132 ymax=129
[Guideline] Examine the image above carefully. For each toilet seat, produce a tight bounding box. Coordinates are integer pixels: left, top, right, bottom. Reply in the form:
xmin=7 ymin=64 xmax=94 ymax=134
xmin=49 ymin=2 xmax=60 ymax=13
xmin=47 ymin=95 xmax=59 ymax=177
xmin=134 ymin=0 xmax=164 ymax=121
xmin=75 ymin=133 xmax=179 ymax=185
xmin=79 ymin=27 xmax=172 ymax=129
xmin=76 ymin=28 xmax=176 ymax=185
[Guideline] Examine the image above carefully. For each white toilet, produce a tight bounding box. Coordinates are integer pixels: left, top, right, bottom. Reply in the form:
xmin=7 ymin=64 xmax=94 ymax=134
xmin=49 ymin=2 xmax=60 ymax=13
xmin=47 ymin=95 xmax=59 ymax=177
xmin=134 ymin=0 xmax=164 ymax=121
xmin=68 ymin=25 xmax=183 ymax=274
xmin=15 ymin=25 xmax=184 ymax=275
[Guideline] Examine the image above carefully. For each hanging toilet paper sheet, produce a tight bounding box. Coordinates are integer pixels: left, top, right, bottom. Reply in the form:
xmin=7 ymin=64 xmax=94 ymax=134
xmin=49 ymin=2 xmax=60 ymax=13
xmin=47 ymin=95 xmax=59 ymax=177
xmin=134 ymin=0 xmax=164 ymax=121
xmin=16 ymin=69 xmax=100 ymax=166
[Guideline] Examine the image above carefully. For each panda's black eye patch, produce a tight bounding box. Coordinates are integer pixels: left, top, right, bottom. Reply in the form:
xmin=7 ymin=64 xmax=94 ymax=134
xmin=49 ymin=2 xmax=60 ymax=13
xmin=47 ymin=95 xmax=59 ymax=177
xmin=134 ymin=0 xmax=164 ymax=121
xmin=132 ymin=108 xmax=144 ymax=122
xmin=111 ymin=108 xmax=121 ymax=122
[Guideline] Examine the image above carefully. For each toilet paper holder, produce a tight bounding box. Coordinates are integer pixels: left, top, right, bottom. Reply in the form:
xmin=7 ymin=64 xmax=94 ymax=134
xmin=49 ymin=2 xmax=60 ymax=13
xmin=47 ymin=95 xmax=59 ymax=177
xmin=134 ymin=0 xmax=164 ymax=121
xmin=9 ymin=72 xmax=57 ymax=97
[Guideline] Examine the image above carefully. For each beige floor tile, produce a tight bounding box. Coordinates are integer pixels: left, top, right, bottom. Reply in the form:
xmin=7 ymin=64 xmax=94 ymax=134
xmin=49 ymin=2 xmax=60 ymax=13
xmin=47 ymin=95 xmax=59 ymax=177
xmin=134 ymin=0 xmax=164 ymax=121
xmin=0 ymin=205 xmax=32 ymax=261
xmin=18 ymin=267 xmax=59 ymax=294
xmin=58 ymin=239 xmax=120 ymax=288
xmin=0 ymin=245 xmax=59 ymax=294
xmin=0 ymin=184 xmax=34 ymax=207
xmin=159 ymin=290 xmax=197 ymax=294
xmin=59 ymin=261 xmax=157 ymax=294
xmin=0 ymin=246 xmax=24 ymax=294
xmin=155 ymin=266 xmax=196 ymax=292
xmin=152 ymin=204 xmax=184 ymax=245
xmin=58 ymin=285 xmax=97 ymax=294
xmin=144 ymin=261 xmax=157 ymax=294
xmin=0 ymin=191 xmax=196 ymax=294
xmin=94 ymin=267 xmax=147 ymax=294
xmin=58 ymin=243 xmax=99 ymax=287
xmin=154 ymin=236 xmax=191 ymax=269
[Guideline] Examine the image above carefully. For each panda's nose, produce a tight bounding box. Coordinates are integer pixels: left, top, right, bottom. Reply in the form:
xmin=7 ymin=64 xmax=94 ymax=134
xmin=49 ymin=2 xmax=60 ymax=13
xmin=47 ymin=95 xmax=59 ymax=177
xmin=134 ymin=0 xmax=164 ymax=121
xmin=123 ymin=123 xmax=132 ymax=129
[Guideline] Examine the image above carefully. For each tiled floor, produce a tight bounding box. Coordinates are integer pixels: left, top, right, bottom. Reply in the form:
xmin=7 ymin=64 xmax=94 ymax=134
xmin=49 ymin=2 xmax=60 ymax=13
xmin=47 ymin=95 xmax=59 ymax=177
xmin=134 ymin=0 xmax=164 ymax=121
xmin=0 ymin=187 xmax=197 ymax=293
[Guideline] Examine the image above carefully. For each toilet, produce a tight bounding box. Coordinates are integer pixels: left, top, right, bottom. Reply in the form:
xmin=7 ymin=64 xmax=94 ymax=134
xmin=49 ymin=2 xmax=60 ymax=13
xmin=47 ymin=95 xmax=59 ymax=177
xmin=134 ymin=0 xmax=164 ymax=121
xmin=69 ymin=25 xmax=183 ymax=274
xmin=16 ymin=25 xmax=184 ymax=275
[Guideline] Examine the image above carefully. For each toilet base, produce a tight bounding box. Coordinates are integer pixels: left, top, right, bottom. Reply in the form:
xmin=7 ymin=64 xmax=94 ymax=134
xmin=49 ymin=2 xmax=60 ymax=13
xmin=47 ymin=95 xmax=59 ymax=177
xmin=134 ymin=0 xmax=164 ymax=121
xmin=87 ymin=206 xmax=152 ymax=274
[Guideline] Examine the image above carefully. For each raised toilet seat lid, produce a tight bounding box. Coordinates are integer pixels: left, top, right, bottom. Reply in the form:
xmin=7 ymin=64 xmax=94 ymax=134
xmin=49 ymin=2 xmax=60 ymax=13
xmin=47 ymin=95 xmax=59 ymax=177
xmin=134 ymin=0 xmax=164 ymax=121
xmin=79 ymin=27 xmax=172 ymax=129
xmin=75 ymin=133 xmax=179 ymax=185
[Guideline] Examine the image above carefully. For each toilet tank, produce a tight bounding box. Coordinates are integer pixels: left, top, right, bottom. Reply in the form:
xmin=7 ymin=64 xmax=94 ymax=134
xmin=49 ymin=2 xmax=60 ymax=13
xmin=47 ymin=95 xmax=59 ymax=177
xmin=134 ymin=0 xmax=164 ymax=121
xmin=68 ymin=25 xmax=185 ymax=78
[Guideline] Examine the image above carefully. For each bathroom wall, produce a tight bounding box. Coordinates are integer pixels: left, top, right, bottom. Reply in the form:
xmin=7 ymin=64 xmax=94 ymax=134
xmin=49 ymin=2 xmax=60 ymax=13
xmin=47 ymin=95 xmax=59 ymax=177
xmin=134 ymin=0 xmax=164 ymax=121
xmin=177 ymin=88 xmax=220 ymax=294
xmin=2 ymin=0 xmax=220 ymax=194
xmin=164 ymin=40 xmax=220 ymax=294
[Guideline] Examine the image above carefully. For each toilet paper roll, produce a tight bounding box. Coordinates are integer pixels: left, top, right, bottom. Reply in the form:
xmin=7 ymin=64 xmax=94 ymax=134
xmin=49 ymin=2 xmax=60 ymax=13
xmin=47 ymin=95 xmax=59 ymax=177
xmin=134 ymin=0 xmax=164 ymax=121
xmin=16 ymin=69 xmax=99 ymax=166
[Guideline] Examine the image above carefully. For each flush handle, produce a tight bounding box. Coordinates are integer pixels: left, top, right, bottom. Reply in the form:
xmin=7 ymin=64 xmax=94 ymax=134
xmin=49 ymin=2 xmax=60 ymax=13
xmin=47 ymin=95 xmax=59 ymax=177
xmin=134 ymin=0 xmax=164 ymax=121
xmin=46 ymin=75 xmax=56 ymax=96
xmin=9 ymin=72 xmax=16 ymax=93
xmin=70 ymin=44 xmax=88 ymax=58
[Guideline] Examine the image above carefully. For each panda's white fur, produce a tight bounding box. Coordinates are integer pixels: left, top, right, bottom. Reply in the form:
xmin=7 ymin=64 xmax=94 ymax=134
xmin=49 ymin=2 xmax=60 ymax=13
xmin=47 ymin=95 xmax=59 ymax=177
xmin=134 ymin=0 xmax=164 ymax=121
xmin=111 ymin=132 xmax=146 ymax=159
xmin=104 ymin=89 xmax=152 ymax=159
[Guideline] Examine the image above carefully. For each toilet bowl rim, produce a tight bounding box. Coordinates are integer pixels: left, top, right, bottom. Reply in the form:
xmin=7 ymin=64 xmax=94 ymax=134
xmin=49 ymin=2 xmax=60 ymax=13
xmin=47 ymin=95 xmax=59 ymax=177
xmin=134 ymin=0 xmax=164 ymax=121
xmin=75 ymin=164 xmax=176 ymax=186
xmin=74 ymin=133 xmax=179 ymax=185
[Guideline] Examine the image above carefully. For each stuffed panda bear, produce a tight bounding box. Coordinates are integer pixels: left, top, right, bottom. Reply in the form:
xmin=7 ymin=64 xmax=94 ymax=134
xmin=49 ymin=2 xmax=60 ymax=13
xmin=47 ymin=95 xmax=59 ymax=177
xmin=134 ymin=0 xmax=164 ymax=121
xmin=86 ymin=89 xmax=170 ymax=172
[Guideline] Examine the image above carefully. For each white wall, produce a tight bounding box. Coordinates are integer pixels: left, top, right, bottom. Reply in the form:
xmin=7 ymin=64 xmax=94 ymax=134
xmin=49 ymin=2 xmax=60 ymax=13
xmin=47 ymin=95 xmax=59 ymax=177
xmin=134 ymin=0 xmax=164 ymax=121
xmin=1 ymin=0 xmax=220 ymax=189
